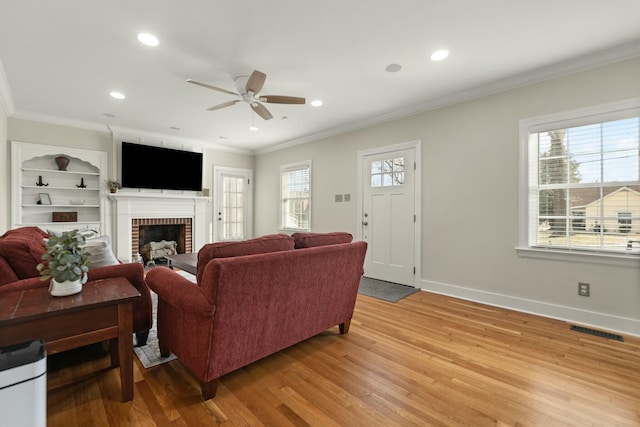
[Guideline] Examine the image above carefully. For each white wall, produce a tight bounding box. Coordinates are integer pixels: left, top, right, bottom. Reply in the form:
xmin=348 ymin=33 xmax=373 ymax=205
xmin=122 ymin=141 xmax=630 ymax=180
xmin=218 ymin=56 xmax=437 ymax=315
xmin=254 ymin=57 xmax=640 ymax=336
xmin=0 ymin=103 xmax=8 ymax=233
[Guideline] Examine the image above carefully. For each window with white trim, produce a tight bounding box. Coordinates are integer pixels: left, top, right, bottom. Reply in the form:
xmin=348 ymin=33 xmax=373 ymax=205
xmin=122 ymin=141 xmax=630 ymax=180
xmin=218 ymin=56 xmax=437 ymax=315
xmin=280 ymin=161 xmax=311 ymax=231
xmin=521 ymin=101 xmax=640 ymax=257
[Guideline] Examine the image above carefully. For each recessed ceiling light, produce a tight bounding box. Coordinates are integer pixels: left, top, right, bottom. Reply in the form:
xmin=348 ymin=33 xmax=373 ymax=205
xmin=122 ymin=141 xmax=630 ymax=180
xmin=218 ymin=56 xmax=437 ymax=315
xmin=249 ymin=125 xmax=259 ymax=131
xmin=385 ymin=63 xmax=402 ymax=73
xmin=430 ymin=49 xmax=449 ymax=61
xmin=137 ymin=33 xmax=159 ymax=47
xmin=311 ymin=100 xmax=323 ymax=107
xmin=169 ymin=126 xmax=181 ymax=131
xmin=110 ymin=91 xmax=125 ymax=99
xmin=102 ymin=113 xmax=116 ymax=118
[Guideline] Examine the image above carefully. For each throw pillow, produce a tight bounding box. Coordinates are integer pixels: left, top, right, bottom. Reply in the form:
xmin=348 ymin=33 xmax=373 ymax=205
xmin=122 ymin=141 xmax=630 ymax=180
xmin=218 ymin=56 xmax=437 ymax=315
xmin=291 ymin=232 xmax=353 ymax=249
xmin=196 ymin=234 xmax=295 ymax=284
xmin=83 ymin=235 xmax=120 ymax=268
xmin=0 ymin=227 xmax=48 ymax=279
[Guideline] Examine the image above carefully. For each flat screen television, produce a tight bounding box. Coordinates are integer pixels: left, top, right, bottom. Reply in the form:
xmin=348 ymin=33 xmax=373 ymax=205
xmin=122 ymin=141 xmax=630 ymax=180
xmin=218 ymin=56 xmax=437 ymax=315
xmin=121 ymin=141 xmax=203 ymax=191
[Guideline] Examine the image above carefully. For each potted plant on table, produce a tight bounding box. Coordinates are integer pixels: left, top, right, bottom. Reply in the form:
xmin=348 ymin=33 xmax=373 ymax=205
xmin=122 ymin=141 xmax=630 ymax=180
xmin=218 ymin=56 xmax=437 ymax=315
xmin=105 ymin=178 xmax=122 ymax=193
xmin=37 ymin=229 xmax=91 ymax=296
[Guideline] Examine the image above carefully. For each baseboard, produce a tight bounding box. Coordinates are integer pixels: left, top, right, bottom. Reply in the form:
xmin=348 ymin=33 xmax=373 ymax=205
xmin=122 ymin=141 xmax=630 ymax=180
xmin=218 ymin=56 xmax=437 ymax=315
xmin=419 ymin=279 xmax=640 ymax=338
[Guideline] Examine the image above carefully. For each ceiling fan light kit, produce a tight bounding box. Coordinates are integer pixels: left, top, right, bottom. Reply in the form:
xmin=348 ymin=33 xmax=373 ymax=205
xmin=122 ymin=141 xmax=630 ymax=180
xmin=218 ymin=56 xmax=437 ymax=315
xmin=188 ymin=69 xmax=306 ymax=121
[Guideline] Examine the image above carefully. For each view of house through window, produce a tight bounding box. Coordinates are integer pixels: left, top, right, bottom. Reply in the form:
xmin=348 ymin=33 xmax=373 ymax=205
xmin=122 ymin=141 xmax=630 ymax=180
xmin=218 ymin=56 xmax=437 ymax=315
xmin=281 ymin=161 xmax=311 ymax=230
xmin=528 ymin=114 xmax=640 ymax=254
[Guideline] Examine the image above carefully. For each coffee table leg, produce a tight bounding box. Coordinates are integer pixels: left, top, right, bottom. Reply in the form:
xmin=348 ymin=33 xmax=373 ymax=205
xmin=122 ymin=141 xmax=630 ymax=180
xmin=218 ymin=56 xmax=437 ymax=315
xmin=118 ymin=302 xmax=134 ymax=402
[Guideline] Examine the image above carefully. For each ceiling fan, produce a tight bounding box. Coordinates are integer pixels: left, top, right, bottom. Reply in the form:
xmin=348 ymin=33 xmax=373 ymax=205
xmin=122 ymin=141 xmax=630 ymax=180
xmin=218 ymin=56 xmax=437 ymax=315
xmin=187 ymin=70 xmax=305 ymax=120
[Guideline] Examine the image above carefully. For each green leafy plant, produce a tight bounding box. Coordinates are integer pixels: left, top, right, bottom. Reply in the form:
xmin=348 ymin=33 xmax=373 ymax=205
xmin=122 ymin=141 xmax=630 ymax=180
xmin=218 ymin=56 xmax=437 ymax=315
xmin=37 ymin=229 xmax=91 ymax=284
xmin=105 ymin=179 xmax=122 ymax=191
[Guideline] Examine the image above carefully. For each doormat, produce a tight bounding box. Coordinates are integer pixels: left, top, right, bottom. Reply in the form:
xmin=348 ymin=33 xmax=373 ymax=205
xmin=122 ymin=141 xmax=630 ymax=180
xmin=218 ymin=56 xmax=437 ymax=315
xmin=358 ymin=276 xmax=419 ymax=303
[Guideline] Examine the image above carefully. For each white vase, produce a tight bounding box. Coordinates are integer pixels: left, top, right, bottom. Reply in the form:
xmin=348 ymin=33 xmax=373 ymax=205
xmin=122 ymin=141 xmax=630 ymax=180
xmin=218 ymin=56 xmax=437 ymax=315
xmin=49 ymin=278 xmax=82 ymax=296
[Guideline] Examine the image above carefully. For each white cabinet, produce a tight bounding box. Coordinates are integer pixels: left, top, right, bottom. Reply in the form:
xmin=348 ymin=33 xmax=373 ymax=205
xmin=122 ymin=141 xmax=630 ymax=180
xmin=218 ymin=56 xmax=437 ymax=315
xmin=11 ymin=141 xmax=108 ymax=234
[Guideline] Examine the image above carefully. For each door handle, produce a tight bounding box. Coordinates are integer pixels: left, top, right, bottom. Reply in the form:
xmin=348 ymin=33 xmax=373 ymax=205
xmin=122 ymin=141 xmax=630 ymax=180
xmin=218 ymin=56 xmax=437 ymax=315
xmin=362 ymin=221 xmax=368 ymax=226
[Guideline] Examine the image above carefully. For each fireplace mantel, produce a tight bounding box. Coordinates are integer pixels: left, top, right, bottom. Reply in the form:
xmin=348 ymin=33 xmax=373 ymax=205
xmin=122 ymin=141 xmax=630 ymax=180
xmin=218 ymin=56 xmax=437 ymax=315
xmin=109 ymin=192 xmax=208 ymax=261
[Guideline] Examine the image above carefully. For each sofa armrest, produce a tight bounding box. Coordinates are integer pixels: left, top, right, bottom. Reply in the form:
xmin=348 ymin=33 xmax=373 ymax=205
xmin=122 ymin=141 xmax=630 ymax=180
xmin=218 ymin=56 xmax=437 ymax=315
xmin=0 ymin=276 xmax=47 ymax=294
xmin=146 ymin=267 xmax=214 ymax=316
xmin=86 ymin=262 xmax=153 ymax=332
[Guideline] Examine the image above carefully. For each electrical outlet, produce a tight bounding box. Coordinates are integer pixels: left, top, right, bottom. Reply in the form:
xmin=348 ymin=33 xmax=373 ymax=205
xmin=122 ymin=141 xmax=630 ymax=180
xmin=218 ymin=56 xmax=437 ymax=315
xmin=578 ymin=282 xmax=590 ymax=297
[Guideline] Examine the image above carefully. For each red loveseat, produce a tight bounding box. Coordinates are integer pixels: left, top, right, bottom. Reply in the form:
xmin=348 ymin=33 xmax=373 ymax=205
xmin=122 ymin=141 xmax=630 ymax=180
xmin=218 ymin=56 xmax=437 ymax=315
xmin=0 ymin=227 xmax=153 ymax=345
xmin=145 ymin=232 xmax=366 ymax=399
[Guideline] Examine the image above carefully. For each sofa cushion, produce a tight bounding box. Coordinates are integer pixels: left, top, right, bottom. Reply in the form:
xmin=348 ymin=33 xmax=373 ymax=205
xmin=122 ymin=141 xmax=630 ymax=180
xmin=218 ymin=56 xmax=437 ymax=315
xmin=0 ymin=256 xmax=20 ymax=286
xmin=0 ymin=227 xmax=48 ymax=279
xmin=291 ymin=232 xmax=353 ymax=249
xmin=83 ymin=235 xmax=120 ymax=269
xmin=196 ymin=234 xmax=295 ymax=284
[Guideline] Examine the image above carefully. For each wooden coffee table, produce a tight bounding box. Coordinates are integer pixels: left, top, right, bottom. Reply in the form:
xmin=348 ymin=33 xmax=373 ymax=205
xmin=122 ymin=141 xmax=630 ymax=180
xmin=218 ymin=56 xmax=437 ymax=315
xmin=165 ymin=252 xmax=197 ymax=275
xmin=0 ymin=277 xmax=140 ymax=402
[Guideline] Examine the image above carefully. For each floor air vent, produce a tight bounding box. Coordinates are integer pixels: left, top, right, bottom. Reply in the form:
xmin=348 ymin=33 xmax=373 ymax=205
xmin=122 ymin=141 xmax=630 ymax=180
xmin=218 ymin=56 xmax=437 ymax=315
xmin=570 ymin=325 xmax=624 ymax=342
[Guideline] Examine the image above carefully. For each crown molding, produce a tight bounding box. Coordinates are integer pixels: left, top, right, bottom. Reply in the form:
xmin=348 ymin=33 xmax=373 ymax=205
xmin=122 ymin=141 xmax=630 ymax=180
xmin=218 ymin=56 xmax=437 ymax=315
xmin=107 ymin=125 xmax=253 ymax=155
xmin=10 ymin=109 xmax=112 ymax=133
xmin=257 ymin=40 xmax=640 ymax=155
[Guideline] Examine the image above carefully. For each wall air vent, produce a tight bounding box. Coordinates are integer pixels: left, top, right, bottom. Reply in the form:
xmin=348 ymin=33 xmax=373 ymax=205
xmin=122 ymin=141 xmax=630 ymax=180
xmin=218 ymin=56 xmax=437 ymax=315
xmin=570 ymin=325 xmax=623 ymax=342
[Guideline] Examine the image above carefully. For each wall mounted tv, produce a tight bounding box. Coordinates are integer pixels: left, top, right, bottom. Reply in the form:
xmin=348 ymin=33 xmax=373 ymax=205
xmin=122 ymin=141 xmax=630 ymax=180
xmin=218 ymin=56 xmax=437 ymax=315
xmin=121 ymin=141 xmax=203 ymax=191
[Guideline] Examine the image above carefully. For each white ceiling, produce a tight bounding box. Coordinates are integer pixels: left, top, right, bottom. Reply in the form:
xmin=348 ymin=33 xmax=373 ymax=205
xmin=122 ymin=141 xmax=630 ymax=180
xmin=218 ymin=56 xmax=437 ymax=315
xmin=1 ymin=1 xmax=640 ymax=153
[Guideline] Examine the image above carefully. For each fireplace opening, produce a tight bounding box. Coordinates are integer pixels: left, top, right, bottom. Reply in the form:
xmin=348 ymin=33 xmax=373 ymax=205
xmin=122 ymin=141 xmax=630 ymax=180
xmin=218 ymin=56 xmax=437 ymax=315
xmin=132 ymin=218 xmax=192 ymax=264
xmin=139 ymin=224 xmax=184 ymax=264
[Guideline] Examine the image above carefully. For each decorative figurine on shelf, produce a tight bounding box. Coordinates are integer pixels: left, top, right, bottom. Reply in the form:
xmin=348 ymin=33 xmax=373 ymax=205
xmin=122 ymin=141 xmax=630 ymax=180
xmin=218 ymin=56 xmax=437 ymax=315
xmin=105 ymin=179 xmax=122 ymax=193
xmin=76 ymin=177 xmax=87 ymax=188
xmin=36 ymin=175 xmax=49 ymax=186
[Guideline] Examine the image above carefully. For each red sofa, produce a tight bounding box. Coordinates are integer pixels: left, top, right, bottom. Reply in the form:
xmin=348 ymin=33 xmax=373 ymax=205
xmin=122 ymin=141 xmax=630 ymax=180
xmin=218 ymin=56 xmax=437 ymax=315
xmin=0 ymin=227 xmax=153 ymax=345
xmin=146 ymin=232 xmax=366 ymax=399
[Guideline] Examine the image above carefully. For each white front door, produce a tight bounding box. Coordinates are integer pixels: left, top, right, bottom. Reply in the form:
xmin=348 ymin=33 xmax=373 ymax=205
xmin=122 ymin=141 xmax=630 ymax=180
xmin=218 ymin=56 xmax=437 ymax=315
xmin=361 ymin=145 xmax=418 ymax=286
xmin=213 ymin=166 xmax=253 ymax=242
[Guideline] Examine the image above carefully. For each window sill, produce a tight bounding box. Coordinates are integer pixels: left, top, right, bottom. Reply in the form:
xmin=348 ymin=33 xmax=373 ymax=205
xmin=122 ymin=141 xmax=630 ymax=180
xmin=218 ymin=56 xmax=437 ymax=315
xmin=515 ymin=246 xmax=640 ymax=267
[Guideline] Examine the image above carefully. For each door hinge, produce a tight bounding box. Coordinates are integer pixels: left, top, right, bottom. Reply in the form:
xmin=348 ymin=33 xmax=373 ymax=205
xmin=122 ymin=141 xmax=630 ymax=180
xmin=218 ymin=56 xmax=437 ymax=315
xmin=414 ymin=162 xmax=416 ymax=171
xmin=413 ymin=266 xmax=416 ymax=275
xmin=414 ymin=214 xmax=416 ymax=222
xmin=248 ymin=178 xmax=250 ymax=185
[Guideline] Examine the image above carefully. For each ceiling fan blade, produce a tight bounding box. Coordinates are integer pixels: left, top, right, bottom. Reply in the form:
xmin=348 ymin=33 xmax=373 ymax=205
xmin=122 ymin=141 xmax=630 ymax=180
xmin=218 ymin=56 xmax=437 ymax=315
xmin=259 ymin=95 xmax=306 ymax=104
xmin=251 ymin=102 xmax=273 ymax=120
xmin=207 ymin=100 xmax=241 ymax=111
xmin=245 ymin=70 xmax=266 ymax=94
xmin=187 ymin=79 xmax=239 ymax=96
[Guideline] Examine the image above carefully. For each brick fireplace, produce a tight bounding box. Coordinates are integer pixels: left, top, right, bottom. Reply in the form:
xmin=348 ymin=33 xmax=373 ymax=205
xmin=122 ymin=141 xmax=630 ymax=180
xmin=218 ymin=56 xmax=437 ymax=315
xmin=109 ymin=193 xmax=208 ymax=262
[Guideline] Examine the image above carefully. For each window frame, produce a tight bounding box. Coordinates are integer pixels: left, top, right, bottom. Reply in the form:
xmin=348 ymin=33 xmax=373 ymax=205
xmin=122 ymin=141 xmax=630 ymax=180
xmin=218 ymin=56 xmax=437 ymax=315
xmin=279 ymin=160 xmax=312 ymax=232
xmin=517 ymin=98 xmax=640 ymax=267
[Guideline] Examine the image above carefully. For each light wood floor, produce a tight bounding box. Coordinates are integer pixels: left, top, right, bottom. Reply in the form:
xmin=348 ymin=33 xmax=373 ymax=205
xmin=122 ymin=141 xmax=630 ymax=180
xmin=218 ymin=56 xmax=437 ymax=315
xmin=46 ymin=291 xmax=640 ymax=426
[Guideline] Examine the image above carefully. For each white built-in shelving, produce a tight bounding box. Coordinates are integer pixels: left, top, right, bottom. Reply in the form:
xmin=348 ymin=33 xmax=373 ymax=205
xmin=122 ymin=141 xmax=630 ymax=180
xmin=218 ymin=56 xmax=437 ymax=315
xmin=11 ymin=141 xmax=108 ymax=233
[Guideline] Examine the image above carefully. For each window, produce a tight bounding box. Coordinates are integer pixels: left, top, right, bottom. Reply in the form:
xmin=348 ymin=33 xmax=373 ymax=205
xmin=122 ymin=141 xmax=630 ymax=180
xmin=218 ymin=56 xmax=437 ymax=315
xmin=280 ymin=161 xmax=311 ymax=231
xmin=520 ymin=100 xmax=640 ymax=260
xmin=222 ymin=175 xmax=245 ymax=240
xmin=371 ymin=157 xmax=405 ymax=187
xmin=618 ymin=212 xmax=632 ymax=233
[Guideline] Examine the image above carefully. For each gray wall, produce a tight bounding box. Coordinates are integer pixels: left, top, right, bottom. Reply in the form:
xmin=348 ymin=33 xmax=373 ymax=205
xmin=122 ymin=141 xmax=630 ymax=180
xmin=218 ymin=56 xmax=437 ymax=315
xmin=254 ymin=57 xmax=640 ymax=336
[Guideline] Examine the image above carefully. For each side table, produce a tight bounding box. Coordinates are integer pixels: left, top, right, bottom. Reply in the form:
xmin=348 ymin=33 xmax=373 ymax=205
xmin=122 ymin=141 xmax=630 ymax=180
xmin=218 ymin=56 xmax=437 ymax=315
xmin=0 ymin=277 xmax=140 ymax=402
